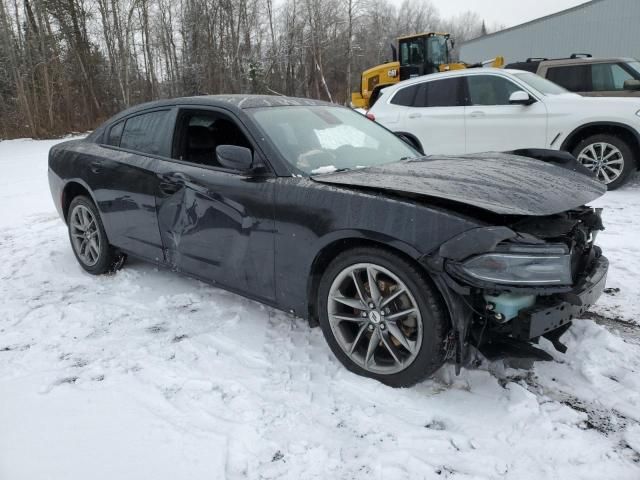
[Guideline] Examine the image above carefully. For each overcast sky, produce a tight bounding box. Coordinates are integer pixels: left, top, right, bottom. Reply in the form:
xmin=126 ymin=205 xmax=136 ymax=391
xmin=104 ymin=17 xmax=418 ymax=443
xmin=398 ymin=0 xmax=590 ymax=29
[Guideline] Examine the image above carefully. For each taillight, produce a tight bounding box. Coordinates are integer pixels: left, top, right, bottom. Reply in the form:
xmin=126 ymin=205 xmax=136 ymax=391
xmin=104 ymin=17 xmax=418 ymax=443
xmin=365 ymin=112 xmax=375 ymax=121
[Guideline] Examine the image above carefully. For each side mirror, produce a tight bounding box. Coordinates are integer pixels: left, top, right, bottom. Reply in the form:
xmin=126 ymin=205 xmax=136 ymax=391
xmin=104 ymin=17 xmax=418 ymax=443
xmin=395 ymin=133 xmax=424 ymax=154
xmin=624 ymin=79 xmax=640 ymax=91
xmin=216 ymin=145 xmax=253 ymax=171
xmin=509 ymin=91 xmax=534 ymax=105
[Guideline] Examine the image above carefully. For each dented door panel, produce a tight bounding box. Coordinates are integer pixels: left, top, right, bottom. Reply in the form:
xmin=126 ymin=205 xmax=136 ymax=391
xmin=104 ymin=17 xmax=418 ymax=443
xmin=155 ymin=160 xmax=276 ymax=302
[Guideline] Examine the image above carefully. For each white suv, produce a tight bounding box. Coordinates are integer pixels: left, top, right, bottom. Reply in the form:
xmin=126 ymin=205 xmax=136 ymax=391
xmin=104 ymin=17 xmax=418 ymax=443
xmin=369 ymin=68 xmax=640 ymax=189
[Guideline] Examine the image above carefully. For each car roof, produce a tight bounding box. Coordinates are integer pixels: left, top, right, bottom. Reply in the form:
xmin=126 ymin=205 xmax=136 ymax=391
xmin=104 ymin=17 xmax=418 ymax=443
xmin=384 ymin=68 xmax=526 ymax=91
xmin=110 ymin=94 xmax=333 ymax=122
xmin=540 ymin=57 xmax=637 ymax=66
xmin=506 ymin=57 xmax=638 ymax=71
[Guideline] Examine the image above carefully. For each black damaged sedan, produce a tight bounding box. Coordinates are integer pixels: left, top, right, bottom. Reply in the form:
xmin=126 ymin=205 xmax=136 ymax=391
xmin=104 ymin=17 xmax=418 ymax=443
xmin=48 ymin=95 xmax=608 ymax=387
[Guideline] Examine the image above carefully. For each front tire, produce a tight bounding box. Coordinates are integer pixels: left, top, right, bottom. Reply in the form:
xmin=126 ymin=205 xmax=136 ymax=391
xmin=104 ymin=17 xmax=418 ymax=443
xmin=67 ymin=196 xmax=125 ymax=275
xmin=571 ymin=134 xmax=636 ymax=190
xmin=317 ymin=247 xmax=449 ymax=388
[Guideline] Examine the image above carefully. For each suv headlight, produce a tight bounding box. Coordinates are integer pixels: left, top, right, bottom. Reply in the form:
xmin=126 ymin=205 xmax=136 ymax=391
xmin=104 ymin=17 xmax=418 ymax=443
xmin=457 ymin=245 xmax=572 ymax=286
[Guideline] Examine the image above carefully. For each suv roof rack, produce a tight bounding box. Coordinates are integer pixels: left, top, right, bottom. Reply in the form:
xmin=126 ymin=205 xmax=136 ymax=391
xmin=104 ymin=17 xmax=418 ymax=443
xmin=570 ymin=53 xmax=592 ymax=59
xmin=506 ymin=53 xmax=599 ymax=72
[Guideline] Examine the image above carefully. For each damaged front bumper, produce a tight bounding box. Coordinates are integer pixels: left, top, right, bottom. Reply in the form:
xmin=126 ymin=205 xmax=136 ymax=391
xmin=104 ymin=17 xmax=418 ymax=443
xmin=421 ymin=208 xmax=608 ymax=367
xmin=510 ymin=254 xmax=608 ymax=341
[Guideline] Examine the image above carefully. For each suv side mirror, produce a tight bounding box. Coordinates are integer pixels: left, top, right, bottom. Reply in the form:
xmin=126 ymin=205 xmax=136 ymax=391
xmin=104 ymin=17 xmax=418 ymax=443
xmin=624 ymin=79 xmax=640 ymax=91
xmin=509 ymin=91 xmax=534 ymax=105
xmin=216 ymin=145 xmax=253 ymax=171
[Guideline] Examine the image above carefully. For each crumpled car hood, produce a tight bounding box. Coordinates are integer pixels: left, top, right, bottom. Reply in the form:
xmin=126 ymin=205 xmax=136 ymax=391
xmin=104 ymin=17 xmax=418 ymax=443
xmin=312 ymin=153 xmax=606 ymax=216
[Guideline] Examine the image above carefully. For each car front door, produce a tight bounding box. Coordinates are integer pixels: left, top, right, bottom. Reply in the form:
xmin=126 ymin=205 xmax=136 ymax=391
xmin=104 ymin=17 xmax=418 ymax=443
xmin=92 ymin=108 xmax=174 ymax=263
xmin=464 ymin=74 xmax=548 ymax=153
xmin=154 ymin=107 xmax=276 ymax=302
xmin=396 ymin=77 xmax=466 ymax=155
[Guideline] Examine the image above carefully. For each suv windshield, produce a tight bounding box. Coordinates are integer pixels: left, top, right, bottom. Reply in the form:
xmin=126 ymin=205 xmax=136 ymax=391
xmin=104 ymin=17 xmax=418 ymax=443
xmin=249 ymin=106 xmax=419 ymax=175
xmin=513 ymin=71 xmax=568 ymax=95
xmin=625 ymin=61 xmax=640 ymax=77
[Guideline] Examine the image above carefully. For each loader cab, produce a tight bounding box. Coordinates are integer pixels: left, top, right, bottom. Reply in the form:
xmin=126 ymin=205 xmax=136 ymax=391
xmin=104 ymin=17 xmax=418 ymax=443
xmin=398 ymin=33 xmax=451 ymax=80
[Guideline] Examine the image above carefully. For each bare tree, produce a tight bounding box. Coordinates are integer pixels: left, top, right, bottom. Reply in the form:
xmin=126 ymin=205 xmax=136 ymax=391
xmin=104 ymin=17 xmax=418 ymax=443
xmin=0 ymin=0 xmax=492 ymax=139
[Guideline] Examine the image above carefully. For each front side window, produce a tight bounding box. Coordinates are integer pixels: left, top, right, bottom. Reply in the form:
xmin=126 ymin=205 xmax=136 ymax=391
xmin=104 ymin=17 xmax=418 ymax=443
xmin=172 ymin=110 xmax=252 ymax=168
xmin=546 ymin=65 xmax=590 ymax=92
xmin=120 ymin=110 xmax=171 ymax=155
xmin=248 ymin=106 xmax=418 ymax=175
xmin=466 ymin=75 xmax=521 ymax=106
xmin=592 ymin=63 xmax=635 ymax=91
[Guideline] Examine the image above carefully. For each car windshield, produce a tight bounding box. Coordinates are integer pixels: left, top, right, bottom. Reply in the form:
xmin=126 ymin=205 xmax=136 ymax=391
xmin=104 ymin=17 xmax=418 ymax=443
xmin=513 ymin=71 xmax=569 ymax=95
xmin=248 ymin=105 xmax=419 ymax=175
xmin=625 ymin=61 xmax=640 ymax=77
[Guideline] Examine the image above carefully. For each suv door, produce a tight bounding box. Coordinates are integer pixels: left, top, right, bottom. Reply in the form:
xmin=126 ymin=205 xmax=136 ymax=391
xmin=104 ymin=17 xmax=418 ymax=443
xmin=93 ymin=108 xmax=174 ymax=263
xmin=394 ymin=77 xmax=466 ymax=155
xmin=154 ymin=107 xmax=276 ymax=302
xmin=464 ymin=74 xmax=548 ymax=153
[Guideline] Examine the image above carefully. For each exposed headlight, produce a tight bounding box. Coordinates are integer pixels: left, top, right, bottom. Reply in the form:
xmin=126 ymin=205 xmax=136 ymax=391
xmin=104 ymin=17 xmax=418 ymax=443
xmin=459 ymin=249 xmax=572 ymax=286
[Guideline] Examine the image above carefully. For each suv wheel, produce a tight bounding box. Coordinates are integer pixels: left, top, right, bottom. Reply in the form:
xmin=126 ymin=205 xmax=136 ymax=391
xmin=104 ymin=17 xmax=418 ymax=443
xmin=317 ymin=247 xmax=449 ymax=388
xmin=572 ymin=134 xmax=636 ymax=190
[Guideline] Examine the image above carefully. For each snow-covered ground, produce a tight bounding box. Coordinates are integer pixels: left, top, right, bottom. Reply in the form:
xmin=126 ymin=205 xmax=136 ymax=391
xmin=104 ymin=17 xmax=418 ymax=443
xmin=1 ymin=137 xmax=640 ymax=480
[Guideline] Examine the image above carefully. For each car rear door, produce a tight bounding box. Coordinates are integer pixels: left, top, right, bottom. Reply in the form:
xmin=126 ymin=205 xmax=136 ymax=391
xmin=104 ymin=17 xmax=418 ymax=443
xmin=464 ymin=73 xmax=548 ymax=153
xmin=154 ymin=107 xmax=276 ymax=302
xmin=393 ymin=77 xmax=466 ymax=155
xmin=93 ymin=108 xmax=174 ymax=263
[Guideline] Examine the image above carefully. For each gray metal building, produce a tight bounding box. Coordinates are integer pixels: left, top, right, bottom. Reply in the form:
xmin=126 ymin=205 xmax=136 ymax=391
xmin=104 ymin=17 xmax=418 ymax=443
xmin=460 ymin=0 xmax=640 ymax=64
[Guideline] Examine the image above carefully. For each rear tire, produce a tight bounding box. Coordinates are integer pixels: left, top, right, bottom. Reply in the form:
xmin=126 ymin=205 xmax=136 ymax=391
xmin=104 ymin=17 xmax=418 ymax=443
xmin=317 ymin=247 xmax=449 ymax=388
xmin=67 ymin=196 xmax=126 ymax=275
xmin=571 ymin=134 xmax=636 ymax=190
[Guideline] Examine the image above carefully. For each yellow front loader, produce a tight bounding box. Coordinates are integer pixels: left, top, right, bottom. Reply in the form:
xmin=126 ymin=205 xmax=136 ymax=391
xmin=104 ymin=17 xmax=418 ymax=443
xmin=352 ymin=32 xmax=504 ymax=109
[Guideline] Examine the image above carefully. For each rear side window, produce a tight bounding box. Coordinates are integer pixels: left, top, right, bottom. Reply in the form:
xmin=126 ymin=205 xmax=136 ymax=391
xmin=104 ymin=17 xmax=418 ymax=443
xmin=547 ymin=65 xmax=591 ymax=92
xmin=390 ymin=85 xmax=419 ymax=106
xmin=106 ymin=121 xmax=124 ymax=146
xmin=414 ymin=78 xmax=464 ymax=107
xmin=120 ymin=110 xmax=171 ymax=155
xmin=466 ymin=75 xmax=521 ymax=106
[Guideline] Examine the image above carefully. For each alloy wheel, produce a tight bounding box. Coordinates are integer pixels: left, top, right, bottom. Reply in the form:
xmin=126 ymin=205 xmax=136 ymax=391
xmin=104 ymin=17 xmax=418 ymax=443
xmin=577 ymin=142 xmax=624 ymax=184
xmin=69 ymin=204 xmax=101 ymax=267
xmin=327 ymin=263 xmax=423 ymax=375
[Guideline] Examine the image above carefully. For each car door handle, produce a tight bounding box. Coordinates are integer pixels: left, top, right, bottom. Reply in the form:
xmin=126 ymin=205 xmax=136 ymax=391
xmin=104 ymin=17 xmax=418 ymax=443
xmin=90 ymin=161 xmax=102 ymax=174
xmin=469 ymin=111 xmax=486 ymax=118
xmin=408 ymin=112 xmax=422 ymax=119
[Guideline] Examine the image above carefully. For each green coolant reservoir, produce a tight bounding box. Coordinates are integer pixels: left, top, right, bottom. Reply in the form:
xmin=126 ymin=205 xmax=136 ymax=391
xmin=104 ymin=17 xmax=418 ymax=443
xmin=483 ymin=293 xmax=537 ymax=322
